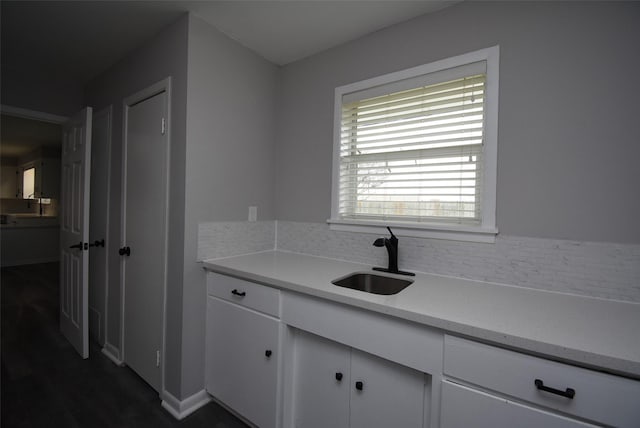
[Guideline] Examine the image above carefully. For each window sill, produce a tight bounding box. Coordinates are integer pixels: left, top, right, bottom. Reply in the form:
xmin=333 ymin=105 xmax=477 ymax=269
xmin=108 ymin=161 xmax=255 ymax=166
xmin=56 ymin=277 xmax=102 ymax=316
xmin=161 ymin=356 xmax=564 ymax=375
xmin=327 ymin=219 xmax=498 ymax=243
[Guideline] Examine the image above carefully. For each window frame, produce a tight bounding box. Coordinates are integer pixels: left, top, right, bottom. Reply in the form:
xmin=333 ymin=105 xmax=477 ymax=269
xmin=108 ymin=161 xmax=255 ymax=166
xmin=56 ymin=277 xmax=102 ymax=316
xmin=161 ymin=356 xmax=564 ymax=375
xmin=22 ymin=164 xmax=36 ymax=199
xmin=329 ymin=46 xmax=500 ymax=243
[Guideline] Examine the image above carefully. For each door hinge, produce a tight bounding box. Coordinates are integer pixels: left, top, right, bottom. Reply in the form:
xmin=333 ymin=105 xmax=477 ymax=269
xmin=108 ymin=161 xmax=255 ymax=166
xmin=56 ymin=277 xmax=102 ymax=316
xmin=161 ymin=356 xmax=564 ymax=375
xmin=161 ymin=118 xmax=166 ymax=135
xmin=156 ymin=350 xmax=161 ymax=367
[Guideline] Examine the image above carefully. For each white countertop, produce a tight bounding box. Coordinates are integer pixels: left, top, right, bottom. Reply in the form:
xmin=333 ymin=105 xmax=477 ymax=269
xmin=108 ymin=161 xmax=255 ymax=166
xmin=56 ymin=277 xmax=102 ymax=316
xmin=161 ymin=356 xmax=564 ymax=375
xmin=202 ymin=250 xmax=640 ymax=380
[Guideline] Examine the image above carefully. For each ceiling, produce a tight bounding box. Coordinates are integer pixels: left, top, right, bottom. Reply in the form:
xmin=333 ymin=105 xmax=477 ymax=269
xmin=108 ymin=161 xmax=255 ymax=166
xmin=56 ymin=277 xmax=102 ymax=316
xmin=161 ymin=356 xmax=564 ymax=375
xmin=1 ymin=1 xmax=456 ymax=158
xmin=186 ymin=1 xmax=458 ymax=65
xmin=1 ymin=1 xmax=457 ymax=84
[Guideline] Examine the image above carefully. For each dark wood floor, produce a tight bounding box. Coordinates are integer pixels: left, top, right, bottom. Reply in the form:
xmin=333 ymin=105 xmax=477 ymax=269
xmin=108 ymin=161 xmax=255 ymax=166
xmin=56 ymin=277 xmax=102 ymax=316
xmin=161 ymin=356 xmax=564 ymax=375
xmin=1 ymin=262 xmax=249 ymax=428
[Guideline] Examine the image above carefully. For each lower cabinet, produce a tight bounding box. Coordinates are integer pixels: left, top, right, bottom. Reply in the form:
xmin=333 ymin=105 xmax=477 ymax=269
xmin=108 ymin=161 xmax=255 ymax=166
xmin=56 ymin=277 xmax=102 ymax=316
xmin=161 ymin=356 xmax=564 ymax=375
xmin=204 ymin=272 xmax=640 ymax=428
xmin=440 ymin=381 xmax=598 ymax=428
xmin=292 ymin=330 xmax=350 ymax=428
xmin=292 ymin=329 xmax=427 ymax=428
xmin=206 ymin=296 xmax=280 ymax=428
xmin=442 ymin=335 xmax=640 ymax=428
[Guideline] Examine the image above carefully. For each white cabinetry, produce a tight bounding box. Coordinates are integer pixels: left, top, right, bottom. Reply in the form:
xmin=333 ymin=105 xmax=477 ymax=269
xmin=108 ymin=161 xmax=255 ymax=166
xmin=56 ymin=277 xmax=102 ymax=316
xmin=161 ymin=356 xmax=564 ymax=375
xmin=441 ymin=381 xmax=597 ymax=428
xmin=349 ymin=347 xmax=426 ymax=428
xmin=292 ymin=329 xmax=426 ymax=428
xmin=442 ymin=335 xmax=640 ymax=428
xmin=204 ymin=268 xmax=640 ymax=428
xmin=205 ymin=273 xmax=281 ymax=428
xmin=292 ymin=330 xmax=350 ymax=428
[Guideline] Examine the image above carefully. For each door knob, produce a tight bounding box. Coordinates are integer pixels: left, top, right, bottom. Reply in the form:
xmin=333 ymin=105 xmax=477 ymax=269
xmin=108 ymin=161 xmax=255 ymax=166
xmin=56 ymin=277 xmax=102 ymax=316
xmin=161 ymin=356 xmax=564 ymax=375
xmin=69 ymin=241 xmax=84 ymax=250
xmin=90 ymin=239 xmax=105 ymax=248
xmin=119 ymin=246 xmax=131 ymax=256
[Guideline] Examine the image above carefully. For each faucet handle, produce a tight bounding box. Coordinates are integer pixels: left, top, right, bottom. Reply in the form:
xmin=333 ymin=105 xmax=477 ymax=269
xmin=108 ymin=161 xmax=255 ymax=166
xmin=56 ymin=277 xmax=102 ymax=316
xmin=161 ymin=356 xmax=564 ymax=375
xmin=387 ymin=226 xmax=396 ymax=238
xmin=373 ymin=237 xmax=386 ymax=247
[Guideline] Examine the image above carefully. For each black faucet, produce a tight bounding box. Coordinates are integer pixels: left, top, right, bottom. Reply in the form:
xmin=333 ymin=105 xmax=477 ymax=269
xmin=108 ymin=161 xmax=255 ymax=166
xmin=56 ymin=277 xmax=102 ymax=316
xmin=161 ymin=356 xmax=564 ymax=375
xmin=372 ymin=227 xmax=414 ymax=276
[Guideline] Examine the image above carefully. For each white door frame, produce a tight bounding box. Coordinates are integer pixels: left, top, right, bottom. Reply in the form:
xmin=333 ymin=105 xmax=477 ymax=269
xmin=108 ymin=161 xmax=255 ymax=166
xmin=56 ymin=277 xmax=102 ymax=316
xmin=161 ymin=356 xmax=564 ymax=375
xmin=119 ymin=77 xmax=171 ymax=396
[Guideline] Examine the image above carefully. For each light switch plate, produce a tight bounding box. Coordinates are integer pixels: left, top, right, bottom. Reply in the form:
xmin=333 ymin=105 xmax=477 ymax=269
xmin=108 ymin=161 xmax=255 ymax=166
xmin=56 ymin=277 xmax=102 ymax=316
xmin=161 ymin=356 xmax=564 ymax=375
xmin=248 ymin=206 xmax=257 ymax=222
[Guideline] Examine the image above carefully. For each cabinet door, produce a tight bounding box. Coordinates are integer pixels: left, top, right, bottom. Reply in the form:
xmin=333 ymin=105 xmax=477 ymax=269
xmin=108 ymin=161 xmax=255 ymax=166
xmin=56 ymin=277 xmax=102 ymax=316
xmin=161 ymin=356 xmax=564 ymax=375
xmin=441 ymin=381 xmax=598 ymax=428
xmin=292 ymin=330 xmax=350 ymax=428
xmin=206 ymin=297 xmax=280 ymax=428
xmin=350 ymin=349 xmax=426 ymax=428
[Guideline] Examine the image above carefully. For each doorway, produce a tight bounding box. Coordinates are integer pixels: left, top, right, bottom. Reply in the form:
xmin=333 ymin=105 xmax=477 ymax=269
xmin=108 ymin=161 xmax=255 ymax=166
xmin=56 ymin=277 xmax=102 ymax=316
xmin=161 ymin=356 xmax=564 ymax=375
xmin=1 ymin=105 xmax=111 ymax=357
xmin=0 ymin=111 xmax=63 ymax=267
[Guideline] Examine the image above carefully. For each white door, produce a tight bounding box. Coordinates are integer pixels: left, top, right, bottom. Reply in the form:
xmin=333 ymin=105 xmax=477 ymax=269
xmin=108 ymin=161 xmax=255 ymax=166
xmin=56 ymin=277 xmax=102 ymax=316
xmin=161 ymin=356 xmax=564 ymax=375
xmin=122 ymin=90 xmax=167 ymax=392
xmin=88 ymin=107 xmax=111 ymax=346
xmin=60 ymin=107 xmax=93 ymax=359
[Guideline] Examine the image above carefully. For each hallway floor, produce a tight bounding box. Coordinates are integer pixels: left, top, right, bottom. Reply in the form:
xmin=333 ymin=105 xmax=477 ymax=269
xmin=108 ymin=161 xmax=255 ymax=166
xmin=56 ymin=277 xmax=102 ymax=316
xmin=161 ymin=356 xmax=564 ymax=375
xmin=1 ymin=262 xmax=249 ymax=428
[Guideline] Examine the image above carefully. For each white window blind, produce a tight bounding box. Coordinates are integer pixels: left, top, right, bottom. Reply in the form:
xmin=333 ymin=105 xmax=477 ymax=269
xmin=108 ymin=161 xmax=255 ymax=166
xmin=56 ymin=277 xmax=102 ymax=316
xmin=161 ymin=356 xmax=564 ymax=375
xmin=338 ymin=65 xmax=486 ymax=225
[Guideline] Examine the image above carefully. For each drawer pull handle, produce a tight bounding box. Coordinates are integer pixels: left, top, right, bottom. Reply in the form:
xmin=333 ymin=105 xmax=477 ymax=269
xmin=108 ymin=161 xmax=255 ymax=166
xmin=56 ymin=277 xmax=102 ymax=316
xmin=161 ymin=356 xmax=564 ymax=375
xmin=265 ymin=350 xmax=272 ymax=358
xmin=335 ymin=372 xmax=343 ymax=382
xmin=534 ymin=379 xmax=575 ymax=399
xmin=231 ymin=289 xmax=246 ymax=297
xmin=355 ymin=381 xmax=364 ymax=391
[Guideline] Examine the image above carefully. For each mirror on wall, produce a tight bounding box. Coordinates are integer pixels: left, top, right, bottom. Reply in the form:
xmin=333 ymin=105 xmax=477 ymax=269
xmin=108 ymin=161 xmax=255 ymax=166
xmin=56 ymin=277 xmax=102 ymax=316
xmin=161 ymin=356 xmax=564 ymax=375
xmin=0 ymin=114 xmax=62 ymax=200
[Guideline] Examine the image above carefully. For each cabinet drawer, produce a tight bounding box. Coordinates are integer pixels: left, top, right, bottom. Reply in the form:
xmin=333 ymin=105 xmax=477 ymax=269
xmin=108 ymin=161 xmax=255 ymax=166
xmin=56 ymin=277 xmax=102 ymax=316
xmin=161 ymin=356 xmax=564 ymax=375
xmin=444 ymin=335 xmax=640 ymax=428
xmin=207 ymin=272 xmax=280 ymax=317
xmin=441 ymin=380 xmax=597 ymax=428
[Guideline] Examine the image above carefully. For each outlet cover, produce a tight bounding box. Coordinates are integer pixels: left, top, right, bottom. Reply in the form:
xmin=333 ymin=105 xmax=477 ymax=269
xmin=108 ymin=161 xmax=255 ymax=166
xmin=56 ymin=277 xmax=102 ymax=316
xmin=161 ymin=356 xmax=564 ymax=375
xmin=248 ymin=206 xmax=257 ymax=222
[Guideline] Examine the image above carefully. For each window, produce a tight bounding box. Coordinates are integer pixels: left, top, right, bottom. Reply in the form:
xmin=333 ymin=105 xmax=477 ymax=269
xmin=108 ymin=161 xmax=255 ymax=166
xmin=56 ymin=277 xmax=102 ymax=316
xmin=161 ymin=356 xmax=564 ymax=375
xmin=330 ymin=47 xmax=499 ymax=242
xmin=23 ymin=167 xmax=35 ymax=199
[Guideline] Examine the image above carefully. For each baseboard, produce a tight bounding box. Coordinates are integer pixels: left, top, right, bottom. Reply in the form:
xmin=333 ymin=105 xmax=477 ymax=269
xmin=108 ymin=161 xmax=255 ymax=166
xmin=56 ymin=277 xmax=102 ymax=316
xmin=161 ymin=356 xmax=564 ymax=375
xmin=161 ymin=389 xmax=211 ymax=420
xmin=101 ymin=342 xmax=124 ymax=366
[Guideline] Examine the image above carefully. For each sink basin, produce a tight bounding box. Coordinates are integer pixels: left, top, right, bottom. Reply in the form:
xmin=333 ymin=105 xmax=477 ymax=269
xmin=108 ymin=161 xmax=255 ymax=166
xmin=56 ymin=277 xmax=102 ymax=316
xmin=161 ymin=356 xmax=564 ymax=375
xmin=332 ymin=273 xmax=413 ymax=295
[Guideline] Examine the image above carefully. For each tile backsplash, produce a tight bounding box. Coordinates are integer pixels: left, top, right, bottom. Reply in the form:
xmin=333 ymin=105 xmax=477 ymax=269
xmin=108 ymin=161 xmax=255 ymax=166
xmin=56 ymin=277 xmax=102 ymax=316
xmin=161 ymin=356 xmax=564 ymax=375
xmin=198 ymin=221 xmax=275 ymax=260
xmin=198 ymin=220 xmax=640 ymax=303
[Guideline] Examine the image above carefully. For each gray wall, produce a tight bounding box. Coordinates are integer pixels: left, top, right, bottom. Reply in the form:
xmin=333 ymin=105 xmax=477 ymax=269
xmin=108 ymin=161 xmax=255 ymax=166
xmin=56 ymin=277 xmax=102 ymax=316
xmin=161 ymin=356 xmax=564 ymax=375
xmin=275 ymin=1 xmax=640 ymax=244
xmin=83 ymin=11 xmax=278 ymax=402
xmin=83 ymin=14 xmax=189 ymax=398
xmin=181 ymin=14 xmax=278 ymax=398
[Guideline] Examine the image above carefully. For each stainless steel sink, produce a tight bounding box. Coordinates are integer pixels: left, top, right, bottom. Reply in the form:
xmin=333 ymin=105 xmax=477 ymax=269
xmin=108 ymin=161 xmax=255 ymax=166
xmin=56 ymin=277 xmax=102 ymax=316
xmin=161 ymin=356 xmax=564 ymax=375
xmin=332 ymin=272 xmax=413 ymax=295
